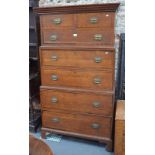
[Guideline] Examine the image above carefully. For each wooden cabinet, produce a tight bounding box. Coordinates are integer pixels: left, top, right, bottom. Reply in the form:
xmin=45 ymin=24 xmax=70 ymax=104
xmin=34 ymin=3 xmax=119 ymax=151
xmin=115 ymin=100 xmax=125 ymax=155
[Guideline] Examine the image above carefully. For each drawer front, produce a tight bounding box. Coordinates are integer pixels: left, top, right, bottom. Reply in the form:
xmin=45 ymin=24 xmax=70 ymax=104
xmin=40 ymin=14 xmax=74 ymax=28
xmin=41 ymin=89 xmax=113 ymax=116
xmin=41 ymin=29 xmax=75 ymax=44
xmin=77 ymin=13 xmax=114 ymax=28
xmin=40 ymin=49 xmax=114 ymax=69
xmin=76 ymin=28 xmax=114 ymax=45
xmin=41 ymin=29 xmax=113 ymax=45
xmin=41 ymin=67 xmax=113 ymax=91
xmin=42 ymin=110 xmax=112 ymax=138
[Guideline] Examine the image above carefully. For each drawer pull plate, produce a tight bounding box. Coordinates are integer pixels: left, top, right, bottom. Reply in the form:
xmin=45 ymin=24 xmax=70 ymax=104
xmin=52 ymin=117 xmax=60 ymax=123
xmin=90 ymin=17 xmax=98 ymax=24
xmin=94 ymin=34 xmax=103 ymax=41
xmin=53 ymin=18 xmax=62 ymax=25
xmin=95 ymin=57 xmax=102 ymax=63
xmin=50 ymin=35 xmax=57 ymax=41
xmin=51 ymin=75 xmax=58 ymax=81
xmin=94 ymin=77 xmax=102 ymax=84
xmin=92 ymin=101 xmax=101 ymax=108
xmin=91 ymin=123 xmax=100 ymax=129
xmin=51 ymin=96 xmax=58 ymax=103
xmin=51 ymin=55 xmax=58 ymax=61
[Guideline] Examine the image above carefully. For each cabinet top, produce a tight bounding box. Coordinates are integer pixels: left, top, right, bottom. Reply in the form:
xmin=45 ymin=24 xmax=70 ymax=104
xmin=33 ymin=3 xmax=120 ymax=14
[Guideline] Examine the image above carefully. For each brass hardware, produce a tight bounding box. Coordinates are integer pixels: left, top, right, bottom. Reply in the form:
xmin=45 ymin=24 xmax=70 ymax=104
xmin=92 ymin=101 xmax=101 ymax=108
xmin=50 ymin=35 xmax=57 ymax=41
xmin=53 ymin=18 xmax=62 ymax=25
xmin=94 ymin=77 xmax=101 ymax=84
xmin=90 ymin=17 xmax=98 ymax=24
xmin=73 ymin=33 xmax=78 ymax=38
xmin=94 ymin=57 xmax=102 ymax=63
xmin=105 ymin=51 xmax=109 ymax=55
xmin=91 ymin=123 xmax=100 ymax=129
xmin=52 ymin=117 xmax=60 ymax=123
xmin=51 ymin=55 xmax=58 ymax=61
xmin=51 ymin=75 xmax=58 ymax=81
xmin=94 ymin=34 xmax=103 ymax=41
xmin=51 ymin=96 xmax=58 ymax=103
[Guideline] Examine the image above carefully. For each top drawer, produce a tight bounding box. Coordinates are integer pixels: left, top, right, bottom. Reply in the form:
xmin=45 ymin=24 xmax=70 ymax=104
xmin=40 ymin=14 xmax=74 ymax=28
xmin=77 ymin=13 xmax=114 ymax=28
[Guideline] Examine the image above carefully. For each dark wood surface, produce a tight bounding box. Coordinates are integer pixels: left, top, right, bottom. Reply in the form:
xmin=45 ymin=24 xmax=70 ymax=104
xmin=33 ymin=3 xmax=120 ymax=14
xmin=34 ymin=3 xmax=120 ymax=152
xmin=29 ymin=134 xmax=54 ymax=155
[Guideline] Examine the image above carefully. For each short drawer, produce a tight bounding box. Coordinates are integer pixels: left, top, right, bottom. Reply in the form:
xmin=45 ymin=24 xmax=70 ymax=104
xmin=41 ymin=28 xmax=114 ymax=46
xmin=40 ymin=14 xmax=74 ymax=28
xmin=40 ymin=89 xmax=113 ymax=116
xmin=41 ymin=67 xmax=113 ymax=91
xmin=40 ymin=49 xmax=114 ymax=69
xmin=42 ymin=110 xmax=112 ymax=138
xmin=77 ymin=13 xmax=114 ymax=28
xmin=76 ymin=28 xmax=114 ymax=45
xmin=41 ymin=29 xmax=75 ymax=44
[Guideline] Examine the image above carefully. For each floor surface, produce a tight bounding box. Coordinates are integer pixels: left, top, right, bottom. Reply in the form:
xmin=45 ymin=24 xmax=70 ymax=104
xmin=32 ymin=131 xmax=114 ymax=155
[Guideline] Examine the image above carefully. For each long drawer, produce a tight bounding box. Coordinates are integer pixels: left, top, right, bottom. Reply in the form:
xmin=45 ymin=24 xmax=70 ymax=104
xmin=42 ymin=110 xmax=112 ymax=138
xmin=40 ymin=89 xmax=113 ymax=116
xmin=41 ymin=28 xmax=114 ymax=46
xmin=40 ymin=49 xmax=114 ymax=69
xmin=41 ymin=67 xmax=113 ymax=91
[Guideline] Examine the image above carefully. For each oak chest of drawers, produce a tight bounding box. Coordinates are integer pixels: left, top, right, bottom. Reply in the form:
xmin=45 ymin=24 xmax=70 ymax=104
xmin=34 ymin=3 xmax=119 ymax=151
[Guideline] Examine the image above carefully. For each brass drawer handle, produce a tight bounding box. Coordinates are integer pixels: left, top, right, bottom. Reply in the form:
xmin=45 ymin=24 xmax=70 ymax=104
xmin=52 ymin=117 xmax=60 ymax=123
xmin=92 ymin=101 xmax=101 ymax=108
xmin=51 ymin=96 xmax=58 ymax=103
xmin=90 ymin=17 xmax=98 ymax=24
xmin=53 ymin=18 xmax=62 ymax=25
xmin=94 ymin=57 xmax=102 ymax=63
xmin=94 ymin=77 xmax=101 ymax=84
xmin=91 ymin=123 xmax=100 ymax=129
xmin=51 ymin=75 xmax=58 ymax=81
xmin=50 ymin=35 xmax=57 ymax=41
xmin=51 ymin=55 xmax=58 ymax=61
xmin=94 ymin=34 xmax=103 ymax=41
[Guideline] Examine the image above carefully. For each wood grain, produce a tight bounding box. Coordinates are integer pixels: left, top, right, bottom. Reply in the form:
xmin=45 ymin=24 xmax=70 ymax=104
xmin=40 ymin=88 xmax=113 ymax=116
xmin=42 ymin=110 xmax=112 ymax=138
xmin=40 ymin=14 xmax=74 ymax=28
xmin=41 ymin=66 xmax=113 ymax=91
xmin=77 ymin=12 xmax=114 ymax=28
xmin=41 ymin=28 xmax=114 ymax=46
xmin=29 ymin=134 xmax=54 ymax=155
xmin=115 ymin=100 xmax=125 ymax=155
xmin=40 ymin=48 xmax=114 ymax=69
xmin=34 ymin=3 xmax=120 ymax=152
